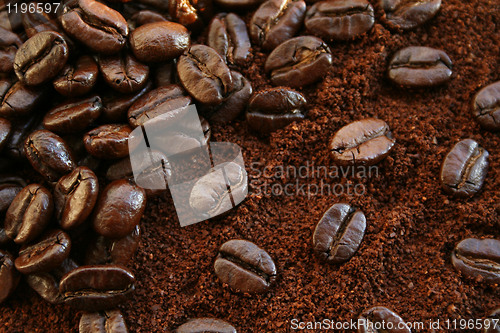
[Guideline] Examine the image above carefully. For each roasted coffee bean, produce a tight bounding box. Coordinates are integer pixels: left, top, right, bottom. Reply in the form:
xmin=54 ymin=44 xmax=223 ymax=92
xmin=60 ymin=265 xmax=135 ymax=310
xmin=98 ymin=53 xmax=149 ymax=94
xmin=85 ymin=225 xmax=140 ymax=266
xmin=177 ymin=44 xmax=233 ymax=105
xmin=83 ymin=124 xmax=132 ymax=159
xmin=5 ymin=184 xmax=53 ymax=244
xmin=53 ymin=55 xmax=99 ymax=97
xmin=484 ymin=308 xmax=500 ymax=333
xmin=207 ymin=13 xmax=251 ymax=66
xmin=4 ymin=112 xmax=43 ymax=159
xmin=0 ymin=7 xmax=22 ymax=31
xmin=59 ymin=0 xmax=128 ymax=54
xmin=0 ymin=78 xmax=47 ymax=118
xmin=54 ymin=167 xmax=99 ymax=230
xmin=388 ymin=46 xmax=452 ymax=87
xmin=0 ymin=117 xmax=11 ymax=151
xmin=250 ymin=0 xmax=306 ymax=50
xmin=358 ymin=306 xmax=411 ymax=333
xmin=0 ymin=175 xmax=26 ymax=212
xmin=102 ymin=80 xmax=153 ymax=122
xmin=265 ymin=36 xmax=332 ymax=88
xmin=129 ymin=10 xmax=168 ymax=29
xmin=215 ymin=0 xmax=265 ymax=9
xmin=43 ymin=95 xmax=102 ymax=134
xmin=22 ymin=8 xmax=62 ymax=37
xmin=15 ymin=229 xmax=71 ymax=274
xmin=79 ymin=310 xmax=129 ymax=333
xmin=25 ymin=130 xmax=76 ymax=181
xmin=452 ymin=238 xmax=500 ymax=285
xmin=154 ymin=62 xmax=177 ymax=87
xmin=175 ymin=318 xmax=237 ymax=333
xmin=14 ymin=31 xmax=69 ymax=86
xmin=473 ymin=81 xmax=500 ymax=131
xmin=0 ymin=250 xmax=19 ymax=304
xmin=0 ymin=26 xmax=23 ymax=73
xmin=330 ymin=118 xmax=395 ymax=166
xmin=128 ymin=84 xmax=192 ymax=127
xmin=130 ymin=21 xmax=190 ymax=63
xmin=440 ymin=139 xmax=489 ymax=198
xmin=92 ymin=179 xmax=146 ymax=238
xmin=246 ymin=87 xmax=306 ymax=134
xmin=380 ymin=0 xmax=441 ymax=30
xmin=313 ymin=203 xmax=366 ymax=264
xmin=200 ymin=71 xmax=252 ymax=124
xmin=305 ymin=0 xmax=374 ymax=40
xmin=214 ymin=239 xmax=276 ymax=294
xmin=168 ymin=0 xmax=212 ymax=31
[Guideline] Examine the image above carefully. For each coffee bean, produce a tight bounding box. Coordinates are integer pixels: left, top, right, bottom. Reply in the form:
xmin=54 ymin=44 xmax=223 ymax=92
xmin=473 ymin=81 xmax=500 ymax=131
xmin=98 ymin=53 xmax=149 ymax=94
xmin=5 ymin=184 xmax=53 ymax=244
xmin=358 ymin=306 xmax=411 ymax=333
xmin=215 ymin=0 xmax=265 ymax=9
xmin=0 ymin=117 xmax=12 ymax=151
xmin=102 ymin=80 xmax=153 ymax=122
xmin=0 ymin=78 xmax=47 ymax=119
xmin=129 ymin=10 xmax=168 ymax=29
xmin=4 ymin=112 xmax=43 ymax=159
xmin=483 ymin=308 xmax=500 ymax=333
xmin=175 ymin=318 xmax=237 ymax=333
xmin=83 ymin=124 xmax=132 ymax=159
xmin=177 ymin=44 xmax=233 ymax=105
xmin=0 ymin=175 xmax=25 ymax=213
xmin=60 ymin=265 xmax=135 ymax=310
xmin=0 ymin=250 xmax=20 ymax=304
xmin=154 ymin=62 xmax=177 ymax=87
xmin=207 ymin=13 xmax=251 ymax=66
xmin=388 ymin=46 xmax=452 ymax=87
xmin=130 ymin=21 xmax=190 ymax=63
xmin=15 ymin=229 xmax=72 ymax=274
xmin=246 ymin=87 xmax=306 ymax=134
xmin=0 ymin=26 xmax=23 ymax=73
xmin=22 ymin=8 xmax=62 ymax=37
xmin=168 ymin=0 xmax=212 ymax=31
xmin=54 ymin=166 xmax=99 ymax=230
xmin=452 ymin=238 xmax=500 ymax=285
xmin=313 ymin=203 xmax=366 ymax=264
xmin=214 ymin=239 xmax=276 ymax=294
xmin=79 ymin=310 xmax=128 ymax=333
xmin=43 ymin=95 xmax=102 ymax=134
xmin=0 ymin=6 xmax=22 ymax=31
xmin=264 ymin=36 xmax=332 ymax=88
xmin=59 ymin=0 xmax=129 ymax=54
xmin=330 ymin=118 xmax=395 ymax=166
xmin=380 ymin=0 xmax=441 ymax=30
xmin=53 ymin=55 xmax=99 ymax=97
xmin=92 ymin=179 xmax=146 ymax=238
xmin=305 ymin=0 xmax=374 ymax=40
xmin=25 ymin=130 xmax=76 ymax=181
xmin=440 ymin=139 xmax=489 ymax=198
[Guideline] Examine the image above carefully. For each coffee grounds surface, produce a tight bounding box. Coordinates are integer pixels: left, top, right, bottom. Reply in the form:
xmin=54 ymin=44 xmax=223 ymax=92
xmin=1 ymin=0 xmax=499 ymax=331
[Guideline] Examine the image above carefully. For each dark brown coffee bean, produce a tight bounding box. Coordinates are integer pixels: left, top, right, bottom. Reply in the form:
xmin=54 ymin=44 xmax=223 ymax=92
xmin=473 ymin=81 xmax=500 ymax=131
xmin=102 ymin=80 xmax=153 ymax=122
xmin=130 ymin=21 xmax=190 ymax=63
xmin=440 ymin=139 xmax=489 ymax=199
xmin=207 ymin=13 xmax=251 ymax=66
xmin=79 ymin=310 xmax=129 ymax=333
xmin=0 ymin=6 xmax=22 ymax=31
xmin=0 ymin=117 xmax=11 ymax=151
xmin=92 ymin=179 xmax=146 ymax=238
xmin=358 ymin=306 xmax=411 ymax=333
xmin=15 ymin=229 xmax=71 ymax=274
xmin=59 ymin=0 xmax=129 ymax=54
xmin=305 ymin=0 xmax=374 ymax=40
xmin=129 ymin=10 xmax=168 ymax=29
xmin=0 ymin=250 xmax=20 ymax=304
xmin=330 ymin=118 xmax=395 ymax=166
xmin=452 ymin=238 xmax=500 ymax=285
xmin=214 ymin=0 xmax=265 ymax=9
xmin=0 ymin=26 xmax=23 ymax=73
xmin=246 ymin=87 xmax=306 ymax=134
xmin=380 ymin=0 xmax=441 ymax=30
xmin=250 ymin=0 xmax=306 ymax=50
xmin=175 ymin=318 xmax=237 ymax=333
xmin=265 ymin=36 xmax=332 ymax=88
xmin=60 ymin=265 xmax=135 ymax=310
xmin=214 ymin=239 xmax=276 ymax=294
xmin=98 ymin=53 xmax=149 ymax=94
xmin=43 ymin=95 xmax=102 ymax=134
xmin=388 ymin=46 xmax=452 ymax=87
xmin=22 ymin=8 xmax=61 ymax=37
xmin=0 ymin=78 xmax=47 ymax=119
xmin=25 ymin=130 xmax=76 ymax=181
xmin=313 ymin=203 xmax=366 ymax=264
xmin=5 ymin=184 xmax=53 ymax=244
xmin=83 ymin=124 xmax=132 ymax=159
xmin=0 ymin=175 xmax=25 ymax=213
xmin=54 ymin=166 xmax=99 ymax=230
xmin=53 ymin=55 xmax=99 ymax=97
xmin=177 ymin=44 xmax=233 ymax=105
xmin=4 ymin=112 xmax=43 ymax=159
xmin=483 ymin=308 xmax=500 ymax=333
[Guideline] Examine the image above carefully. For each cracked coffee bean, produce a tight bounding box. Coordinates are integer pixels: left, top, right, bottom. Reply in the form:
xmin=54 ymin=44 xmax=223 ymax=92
xmin=83 ymin=124 xmax=132 ymax=159
xmin=43 ymin=95 xmax=102 ymax=134
xmin=388 ymin=46 xmax=452 ymax=87
xmin=452 ymin=238 xmax=500 ymax=285
xmin=0 ymin=26 xmax=23 ymax=73
xmin=98 ymin=53 xmax=149 ymax=94
xmin=473 ymin=81 xmax=500 ymax=131
xmin=53 ymin=55 xmax=99 ymax=97
xmin=330 ymin=118 xmax=395 ymax=166
xmin=440 ymin=139 xmax=489 ymax=199
xmin=0 ymin=77 xmax=47 ymax=119
xmin=214 ymin=239 xmax=276 ymax=294
xmin=358 ymin=306 xmax=411 ymax=333
xmin=380 ymin=0 xmax=441 ymax=30
xmin=79 ymin=310 xmax=129 ymax=333
xmin=175 ymin=318 xmax=237 ymax=333
xmin=313 ymin=203 xmax=366 ymax=264
xmin=0 ymin=250 xmax=20 ymax=304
